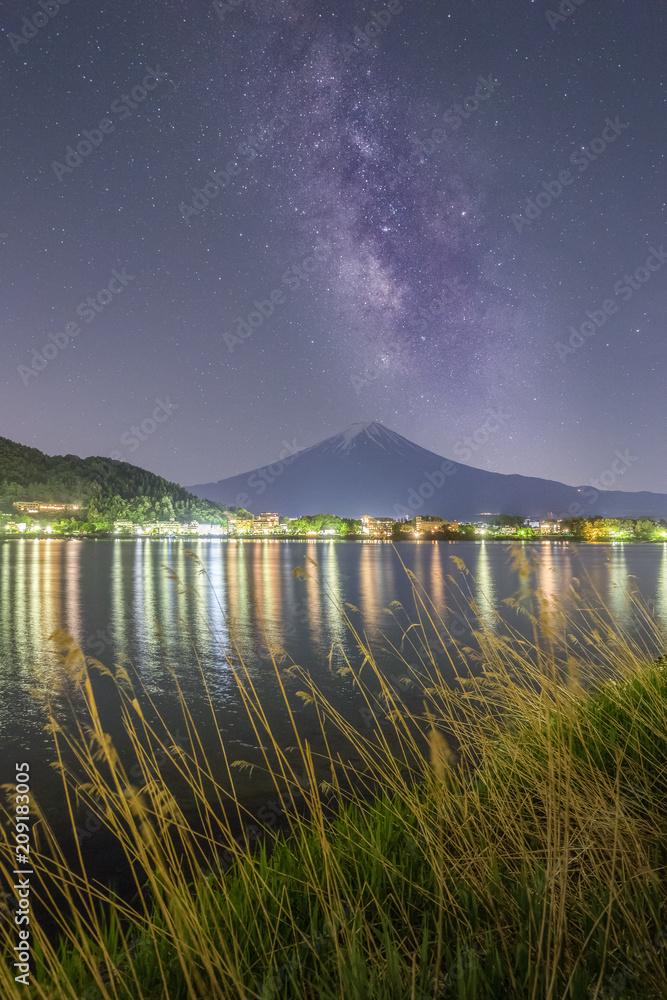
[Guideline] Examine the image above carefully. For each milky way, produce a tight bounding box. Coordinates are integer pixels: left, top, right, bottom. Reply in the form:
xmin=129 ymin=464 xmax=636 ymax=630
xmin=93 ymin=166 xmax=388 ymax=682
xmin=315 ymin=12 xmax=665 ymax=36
xmin=1 ymin=0 xmax=666 ymax=490
xmin=213 ymin=0 xmax=521 ymax=385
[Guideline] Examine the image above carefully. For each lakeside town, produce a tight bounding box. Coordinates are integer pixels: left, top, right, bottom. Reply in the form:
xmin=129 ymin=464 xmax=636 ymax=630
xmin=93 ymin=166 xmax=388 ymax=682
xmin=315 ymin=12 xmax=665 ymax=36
xmin=3 ymin=501 xmax=667 ymax=541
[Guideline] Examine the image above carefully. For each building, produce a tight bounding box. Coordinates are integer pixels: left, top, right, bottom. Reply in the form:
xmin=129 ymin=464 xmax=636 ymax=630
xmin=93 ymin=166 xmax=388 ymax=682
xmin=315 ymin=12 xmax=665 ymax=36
xmin=228 ymin=518 xmax=254 ymax=535
xmin=113 ymin=520 xmax=138 ymax=533
xmin=414 ymin=517 xmax=459 ymax=535
xmin=135 ymin=521 xmax=193 ymax=536
xmin=139 ymin=520 xmax=182 ymax=535
xmin=113 ymin=520 xmax=226 ymax=536
xmin=252 ymin=513 xmax=279 ymax=534
xmin=540 ymin=520 xmax=562 ymax=534
xmin=174 ymin=521 xmax=223 ymax=535
xmin=361 ymin=516 xmax=395 ymax=537
xmin=13 ymin=501 xmax=81 ymax=514
xmin=184 ymin=522 xmax=224 ymax=535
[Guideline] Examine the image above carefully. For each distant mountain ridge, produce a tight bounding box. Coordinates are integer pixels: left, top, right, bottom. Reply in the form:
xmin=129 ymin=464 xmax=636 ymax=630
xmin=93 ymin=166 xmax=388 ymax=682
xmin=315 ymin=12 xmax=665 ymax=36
xmin=189 ymin=421 xmax=667 ymax=520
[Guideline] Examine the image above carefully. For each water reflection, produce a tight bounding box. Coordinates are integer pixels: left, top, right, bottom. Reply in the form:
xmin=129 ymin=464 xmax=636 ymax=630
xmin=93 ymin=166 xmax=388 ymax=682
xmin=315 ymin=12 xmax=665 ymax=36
xmin=606 ymin=543 xmax=631 ymax=624
xmin=427 ymin=544 xmax=446 ymax=610
xmin=319 ymin=543 xmax=348 ymax=651
xmin=111 ymin=539 xmax=129 ymax=653
xmin=227 ymin=541 xmax=250 ymax=639
xmin=64 ymin=540 xmax=83 ymax=640
xmin=3 ymin=539 xmax=667 ymax=753
xmin=474 ymin=543 xmax=498 ymax=632
xmin=534 ymin=543 xmax=570 ymax=635
xmin=358 ymin=542 xmax=396 ymax=623
xmin=656 ymin=544 xmax=667 ymax=625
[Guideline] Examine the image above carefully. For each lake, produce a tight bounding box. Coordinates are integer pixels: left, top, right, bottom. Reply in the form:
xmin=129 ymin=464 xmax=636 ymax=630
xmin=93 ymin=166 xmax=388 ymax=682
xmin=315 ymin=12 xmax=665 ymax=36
xmin=2 ymin=537 xmax=667 ymax=855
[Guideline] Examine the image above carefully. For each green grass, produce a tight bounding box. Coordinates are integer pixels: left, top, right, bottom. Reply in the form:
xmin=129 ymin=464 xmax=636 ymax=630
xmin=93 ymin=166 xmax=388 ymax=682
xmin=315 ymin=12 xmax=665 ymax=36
xmin=2 ymin=548 xmax=667 ymax=999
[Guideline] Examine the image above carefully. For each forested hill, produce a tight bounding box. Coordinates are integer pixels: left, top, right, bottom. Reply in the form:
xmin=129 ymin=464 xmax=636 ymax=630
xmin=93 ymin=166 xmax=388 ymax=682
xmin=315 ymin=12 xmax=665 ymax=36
xmin=0 ymin=436 xmax=247 ymax=525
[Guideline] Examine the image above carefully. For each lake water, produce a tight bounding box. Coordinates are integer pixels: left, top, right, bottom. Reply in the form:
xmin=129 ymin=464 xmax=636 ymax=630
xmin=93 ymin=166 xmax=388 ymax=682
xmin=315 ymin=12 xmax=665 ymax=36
xmin=2 ymin=538 xmax=667 ymax=855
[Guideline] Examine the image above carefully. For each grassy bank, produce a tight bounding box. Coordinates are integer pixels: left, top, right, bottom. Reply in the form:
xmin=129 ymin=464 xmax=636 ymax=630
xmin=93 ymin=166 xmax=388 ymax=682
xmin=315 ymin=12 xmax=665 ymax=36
xmin=2 ymin=551 xmax=667 ymax=999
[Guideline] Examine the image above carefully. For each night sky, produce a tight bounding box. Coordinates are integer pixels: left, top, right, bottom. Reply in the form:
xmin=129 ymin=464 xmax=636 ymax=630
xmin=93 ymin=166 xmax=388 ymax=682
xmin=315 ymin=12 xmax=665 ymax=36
xmin=1 ymin=0 xmax=665 ymax=493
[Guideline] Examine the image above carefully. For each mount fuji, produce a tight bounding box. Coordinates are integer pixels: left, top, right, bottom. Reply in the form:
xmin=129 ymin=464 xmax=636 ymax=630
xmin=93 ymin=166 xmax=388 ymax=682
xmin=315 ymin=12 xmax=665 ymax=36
xmin=189 ymin=422 xmax=667 ymax=521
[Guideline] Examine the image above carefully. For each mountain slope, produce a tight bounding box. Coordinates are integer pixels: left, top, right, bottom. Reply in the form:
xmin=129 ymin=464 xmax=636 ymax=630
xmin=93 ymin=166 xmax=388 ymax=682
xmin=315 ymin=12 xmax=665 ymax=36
xmin=189 ymin=422 xmax=667 ymax=520
xmin=0 ymin=436 xmax=245 ymax=522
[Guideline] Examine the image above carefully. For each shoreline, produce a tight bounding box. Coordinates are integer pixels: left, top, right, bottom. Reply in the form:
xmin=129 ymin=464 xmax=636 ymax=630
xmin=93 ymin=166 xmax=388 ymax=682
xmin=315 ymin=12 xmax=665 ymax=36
xmin=6 ymin=643 xmax=666 ymax=998
xmin=2 ymin=533 xmax=666 ymax=544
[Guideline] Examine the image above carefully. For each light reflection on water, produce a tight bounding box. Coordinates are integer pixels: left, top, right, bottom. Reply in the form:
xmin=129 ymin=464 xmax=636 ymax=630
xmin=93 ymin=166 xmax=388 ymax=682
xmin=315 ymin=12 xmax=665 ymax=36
xmin=2 ymin=538 xmax=667 ymax=812
xmin=475 ymin=543 xmax=498 ymax=633
xmin=607 ymin=543 xmax=631 ymax=624
xmin=658 ymin=548 xmax=667 ymax=620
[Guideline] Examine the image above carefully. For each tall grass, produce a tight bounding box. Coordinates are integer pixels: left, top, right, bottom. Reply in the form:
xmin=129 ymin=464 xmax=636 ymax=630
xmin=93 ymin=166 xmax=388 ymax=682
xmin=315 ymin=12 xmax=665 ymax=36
xmin=2 ymin=547 xmax=667 ymax=999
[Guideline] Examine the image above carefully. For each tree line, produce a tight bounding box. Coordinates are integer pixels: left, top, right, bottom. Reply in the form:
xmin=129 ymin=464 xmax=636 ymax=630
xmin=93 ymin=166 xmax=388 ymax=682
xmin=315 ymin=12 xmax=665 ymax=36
xmin=0 ymin=435 xmax=248 ymax=528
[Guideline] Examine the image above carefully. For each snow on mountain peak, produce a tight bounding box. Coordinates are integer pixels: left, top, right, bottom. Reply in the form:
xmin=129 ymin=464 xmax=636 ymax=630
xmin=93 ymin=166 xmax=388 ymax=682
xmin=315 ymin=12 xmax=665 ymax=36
xmin=334 ymin=422 xmax=388 ymax=452
xmin=341 ymin=421 xmax=377 ymax=440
